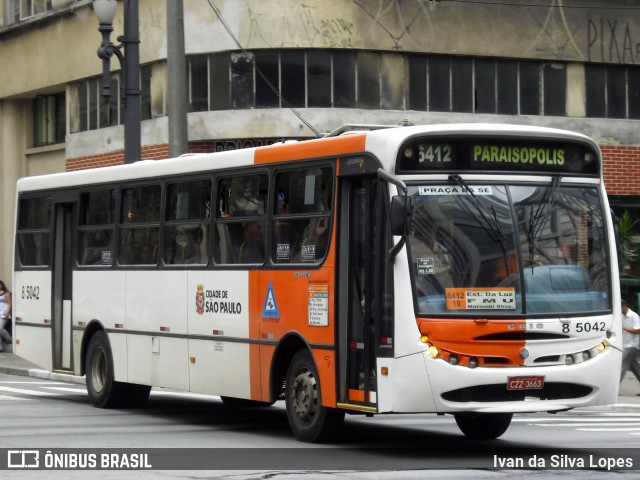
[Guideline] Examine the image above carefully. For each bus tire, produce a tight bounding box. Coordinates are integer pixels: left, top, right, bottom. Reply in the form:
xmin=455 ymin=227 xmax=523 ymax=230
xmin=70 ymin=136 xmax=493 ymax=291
xmin=85 ymin=330 xmax=128 ymax=409
xmin=454 ymin=412 xmax=512 ymax=439
xmin=285 ymin=350 xmax=344 ymax=443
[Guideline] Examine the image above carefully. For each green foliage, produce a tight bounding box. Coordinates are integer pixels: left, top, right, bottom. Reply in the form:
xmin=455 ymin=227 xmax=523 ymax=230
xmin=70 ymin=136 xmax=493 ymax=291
xmin=618 ymin=210 xmax=638 ymax=271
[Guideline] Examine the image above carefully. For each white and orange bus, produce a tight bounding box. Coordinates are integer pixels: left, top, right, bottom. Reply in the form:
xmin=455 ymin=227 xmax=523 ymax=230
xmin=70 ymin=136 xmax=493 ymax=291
xmin=12 ymin=123 xmax=621 ymax=442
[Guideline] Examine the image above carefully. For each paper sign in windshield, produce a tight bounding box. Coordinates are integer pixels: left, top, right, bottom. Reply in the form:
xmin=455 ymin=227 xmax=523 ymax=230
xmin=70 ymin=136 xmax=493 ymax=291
xmin=446 ymin=287 xmax=516 ymax=310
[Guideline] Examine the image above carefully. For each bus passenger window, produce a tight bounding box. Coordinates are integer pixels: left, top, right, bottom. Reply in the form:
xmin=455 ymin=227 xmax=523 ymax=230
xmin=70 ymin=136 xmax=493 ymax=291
xmin=80 ymin=229 xmax=113 ymax=265
xmin=238 ymin=222 xmax=265 ymax=263
xmin=214 ymin=173 xmax=268 ymax=265
xmin=271 ymin=167 xmax=333 ymax=264
xmin=17 ymin=197 xmax=52 ymax=267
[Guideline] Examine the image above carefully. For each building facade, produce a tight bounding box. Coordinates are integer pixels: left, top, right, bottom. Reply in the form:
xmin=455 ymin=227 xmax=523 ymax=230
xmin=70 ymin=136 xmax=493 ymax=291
xmin=1 ymin=0 xmax=640 ymax=282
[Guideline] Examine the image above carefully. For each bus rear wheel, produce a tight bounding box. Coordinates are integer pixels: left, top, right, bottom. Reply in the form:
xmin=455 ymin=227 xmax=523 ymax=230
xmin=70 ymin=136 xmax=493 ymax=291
xmin=85 ymin=330 xmax=129 ymax=408
xmin=454 ymin=412 xmax=512 ymax=439
xmin=285 ymin=350 xmax=344 ymax=443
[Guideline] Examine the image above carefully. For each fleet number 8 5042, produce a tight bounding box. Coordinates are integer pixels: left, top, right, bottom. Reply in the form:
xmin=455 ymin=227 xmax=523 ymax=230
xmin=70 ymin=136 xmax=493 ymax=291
xmin=22 ymin=285 xmax=40 ymax=300
xmin=562 ymin=321 xmax=606 ymax=333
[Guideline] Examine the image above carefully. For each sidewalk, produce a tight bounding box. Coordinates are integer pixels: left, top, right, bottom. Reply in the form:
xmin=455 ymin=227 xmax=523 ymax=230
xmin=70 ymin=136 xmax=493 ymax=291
xmin=0 ymin=347 xmax=85 ymax=384
xmin=1 ymin=347 xmax=639 ymax=402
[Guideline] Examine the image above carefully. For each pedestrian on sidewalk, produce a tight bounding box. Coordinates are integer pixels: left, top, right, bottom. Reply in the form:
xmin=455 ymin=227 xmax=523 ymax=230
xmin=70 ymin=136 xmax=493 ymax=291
xmin=620 ymin=299 xmax=640 ymax=385
xmin=0 ymin=280 xmax=12 ymax=352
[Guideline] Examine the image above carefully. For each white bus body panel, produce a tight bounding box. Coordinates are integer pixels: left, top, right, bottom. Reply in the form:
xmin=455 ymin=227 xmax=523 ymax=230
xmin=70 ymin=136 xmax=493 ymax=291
xmin=13 ymin=270 xmax=53 ymax=371
xmin=73 ymin=270 xmax=127 ymax=379
xmin=125 ymin=270 xmax=189 ymax=390
xmin=187 ymin=271 xmax=251 ymax=398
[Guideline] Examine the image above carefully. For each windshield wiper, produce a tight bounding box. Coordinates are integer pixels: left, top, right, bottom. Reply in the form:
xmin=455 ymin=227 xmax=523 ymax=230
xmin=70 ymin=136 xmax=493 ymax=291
xmin=449 ymin=174 xmax=505 ymax=243
xmin=527 ymin=176 xmax=562 ymax=267
xmin=449 ymin=174 xmax=512 ymax=275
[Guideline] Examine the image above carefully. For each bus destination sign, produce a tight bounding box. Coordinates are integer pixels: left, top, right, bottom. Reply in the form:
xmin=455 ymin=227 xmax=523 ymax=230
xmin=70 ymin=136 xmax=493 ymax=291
xmin=397 ymin=136 xmax=599 ymax=176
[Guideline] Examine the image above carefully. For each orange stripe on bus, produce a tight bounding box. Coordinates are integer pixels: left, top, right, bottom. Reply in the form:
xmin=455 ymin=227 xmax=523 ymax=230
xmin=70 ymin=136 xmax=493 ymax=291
xmin=249 ymin=271 xmax=263 ymax=401
xmin=348 ymin=389 xmax=366 ymax=403
xmin=418 ymin=318 xmax=526 ymax=367
xmin=254 ymin=133 xmax=367 ymax=164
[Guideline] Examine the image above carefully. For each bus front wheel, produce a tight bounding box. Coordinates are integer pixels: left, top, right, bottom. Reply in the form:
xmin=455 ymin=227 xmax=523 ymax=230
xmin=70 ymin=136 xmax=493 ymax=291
xmin=454 ymin=412 xmax=512 ymax=439
xmin=285 ymin=350 xmax=344 ymax=443
xmin=85 ymin=330 xmax=129 ymax=408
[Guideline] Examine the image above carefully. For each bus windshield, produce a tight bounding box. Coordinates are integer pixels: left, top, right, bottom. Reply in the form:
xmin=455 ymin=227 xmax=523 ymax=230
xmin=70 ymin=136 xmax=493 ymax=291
xmin=408 ymin=181 xmax=610 ymax=315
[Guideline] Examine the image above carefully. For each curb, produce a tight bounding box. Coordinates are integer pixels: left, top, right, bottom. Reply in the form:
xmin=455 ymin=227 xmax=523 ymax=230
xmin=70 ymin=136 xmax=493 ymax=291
xmin=0 ymin=365 xmax=86 ymax=384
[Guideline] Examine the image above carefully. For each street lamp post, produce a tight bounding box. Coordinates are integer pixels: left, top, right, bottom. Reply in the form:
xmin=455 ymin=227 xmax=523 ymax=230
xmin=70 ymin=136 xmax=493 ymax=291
xmin=93 ymin=0 xmax=140 ymax=164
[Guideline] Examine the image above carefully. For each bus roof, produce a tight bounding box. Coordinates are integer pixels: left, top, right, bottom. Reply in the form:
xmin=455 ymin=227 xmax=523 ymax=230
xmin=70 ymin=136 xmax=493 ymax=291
xmin=16 ymin=123 xmax=599 ymax=193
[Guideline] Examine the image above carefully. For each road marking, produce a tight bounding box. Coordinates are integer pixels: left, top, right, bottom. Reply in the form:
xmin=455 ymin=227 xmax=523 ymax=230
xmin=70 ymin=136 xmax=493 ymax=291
xmin=42 ymin=387 xmax=86 ymax=394
xmin=0 ymin=394 xmax=28 ymax=401
xmin=0 ymin=386 xmax=61 ymax=396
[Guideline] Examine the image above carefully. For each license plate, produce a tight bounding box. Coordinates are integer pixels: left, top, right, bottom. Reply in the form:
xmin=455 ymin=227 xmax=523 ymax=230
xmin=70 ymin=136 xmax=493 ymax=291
xmin=507 ymin=376 xmax=545 ymax=390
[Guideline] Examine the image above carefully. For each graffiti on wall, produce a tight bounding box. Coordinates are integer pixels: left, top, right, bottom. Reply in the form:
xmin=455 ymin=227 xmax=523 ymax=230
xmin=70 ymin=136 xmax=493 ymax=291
xmin=588 ymin=18 xmax=640 ymax=64
xmin=240 ymin=0 xmax=639 ymax=64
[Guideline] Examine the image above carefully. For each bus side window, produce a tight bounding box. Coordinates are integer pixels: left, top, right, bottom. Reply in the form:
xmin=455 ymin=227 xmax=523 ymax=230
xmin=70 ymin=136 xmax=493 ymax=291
xmin=214 ymin=173 xmax=268 ymax=265
xmin=119 ymin=185 xmax=161 ymax=266
xmin=271 ymin=167 xmax=333 ymax=264
xmin=17 ymin=197 xmax=52 ymax=267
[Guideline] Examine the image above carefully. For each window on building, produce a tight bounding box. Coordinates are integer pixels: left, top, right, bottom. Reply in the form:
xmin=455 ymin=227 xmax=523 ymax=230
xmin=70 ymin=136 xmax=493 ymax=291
xmin=141 ymin=65 xmax=152 ymax=121
xmin=256 ymin=51 xmax=280 ymax=108
xmin=452 ymin=57 xmax=473 ymax=113
xmin=307 ymin=51 xmax=331 ymax=108
xmin=190 ymin=56 xmax=209 ymax=112
xmin=429 ymin=56 xmax=450 ymax=112
xmin=409 ymin=55 xmax=427 ymax=111
xmin=11 ymin=0 xmax=51 ymax=22
xmin=66 ymin=50 xmax=640 ymax=135
xmin=357 ymin=52 xmax=380 ymax=109
xmin=475 ymin=58 xmax=496 ymax=114
xmin=497 ymin=60 xmax=518 ymax=114
xmin=543 ymin=63 xmax=566 ymax=116
xmin=282 ymin=51 xmax=306 ymax=108
xmin=231 ymin=52 xmax=254 ymax=109
xmin=333 ymin=51 xmax=356 ymax=108
xmin=520 ymin=60 xmax=541 ymax=115
xmin=629 ymin=68 xmax=640 ymax=120
xmin=586 ymin=64 xmax=606 ymax=118
xmin=210 ymin=53 xmax=231 ymax=110
xmin=381 ymin=53 xmax=405 ymax=110
xmin=607 ymin=66 xmax=626 ymax=119
xmin=33 ymin=93 xmax=65 ymax=147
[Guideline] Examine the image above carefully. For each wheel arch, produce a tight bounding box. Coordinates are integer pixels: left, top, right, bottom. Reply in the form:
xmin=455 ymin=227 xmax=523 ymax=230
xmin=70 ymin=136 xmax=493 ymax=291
xmin=80 ymin=320 xmax=107 ymax=376
xmin=268 ymin=331 xmax=314 ymax=403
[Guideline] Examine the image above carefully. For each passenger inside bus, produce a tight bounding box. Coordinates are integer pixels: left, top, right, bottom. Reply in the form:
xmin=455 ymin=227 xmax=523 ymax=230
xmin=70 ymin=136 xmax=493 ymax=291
xmin=81 ymin=229 xmax=112 ymax=265
xmin=238 ymin=222 xmax=265 ymax=263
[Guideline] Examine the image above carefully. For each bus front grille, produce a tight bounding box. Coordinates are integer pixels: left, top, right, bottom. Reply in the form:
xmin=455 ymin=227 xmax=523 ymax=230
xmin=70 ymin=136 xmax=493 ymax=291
xmin=441 ymin=383 xmax=592 ymax=403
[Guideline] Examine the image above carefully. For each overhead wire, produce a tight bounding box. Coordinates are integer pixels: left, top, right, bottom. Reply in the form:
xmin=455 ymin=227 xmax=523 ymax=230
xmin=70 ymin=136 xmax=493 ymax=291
xmin=206 ymin=0 xmax=322 ymax=138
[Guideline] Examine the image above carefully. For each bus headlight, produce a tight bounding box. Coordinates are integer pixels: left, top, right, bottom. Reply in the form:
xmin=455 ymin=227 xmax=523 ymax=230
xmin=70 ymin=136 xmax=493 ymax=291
xmin=565 ymin=354 xmax=575 ymax=365
xmin=468 ymin=357 xmax=478 ymax=368
xmin=427 ymin=346 xmax=439 ymax=359
xmin=449 ymin=355 xmax=459 ymax=365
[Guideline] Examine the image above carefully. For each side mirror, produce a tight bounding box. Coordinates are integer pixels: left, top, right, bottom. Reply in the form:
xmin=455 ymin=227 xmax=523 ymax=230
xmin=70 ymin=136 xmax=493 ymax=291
xmin=390 ymin=195 xmax=411 ymax=236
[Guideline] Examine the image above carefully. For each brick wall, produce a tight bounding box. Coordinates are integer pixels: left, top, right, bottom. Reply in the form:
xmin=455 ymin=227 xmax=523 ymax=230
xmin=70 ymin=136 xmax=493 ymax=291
xmin=602 ymin=145 xmax=640 ymax=196
xmin=66 ymin=144 xmax=170 ymax=171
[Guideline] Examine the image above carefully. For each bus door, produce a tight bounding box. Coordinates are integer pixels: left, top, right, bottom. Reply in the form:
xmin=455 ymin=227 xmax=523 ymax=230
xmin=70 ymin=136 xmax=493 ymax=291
xmin=51 ymin=199 xmax=75 ymax=372
xmin=337 ymin=175 xmax=393 ymax=410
